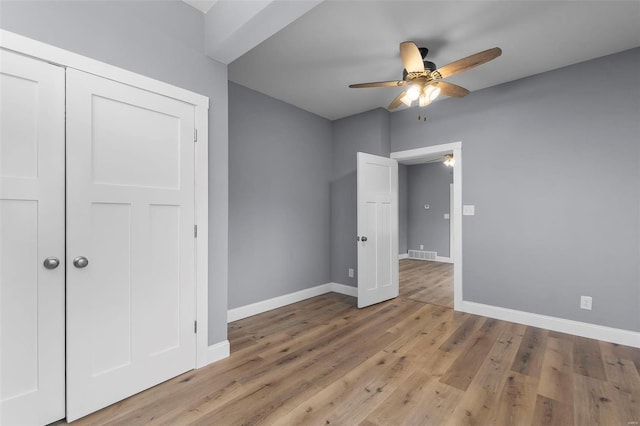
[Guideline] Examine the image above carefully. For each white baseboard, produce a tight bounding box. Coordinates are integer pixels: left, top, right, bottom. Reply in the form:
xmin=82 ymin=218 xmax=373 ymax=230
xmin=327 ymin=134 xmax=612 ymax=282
xmin=227 ymin=282 xmax=358 ymax=323
xmin=206 ymin=340 xmax=230 ymax=365
xmin=228 ymin=283 xmax=333 ymax=322
xmin=461 ymin=301 xmax=640 ymax=348
xmin=398 ymin=253 xmax=409 ymax=260
xmin=330 ymin=282 xmax=358 ymax=297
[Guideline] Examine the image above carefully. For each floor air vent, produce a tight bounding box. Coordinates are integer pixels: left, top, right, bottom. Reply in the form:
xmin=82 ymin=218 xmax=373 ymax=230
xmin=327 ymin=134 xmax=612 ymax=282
xmin=408 ymin=250 xmax=437 ymax=261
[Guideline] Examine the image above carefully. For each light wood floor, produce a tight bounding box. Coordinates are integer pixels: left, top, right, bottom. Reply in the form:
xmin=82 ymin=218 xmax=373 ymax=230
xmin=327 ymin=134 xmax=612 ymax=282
xmin=68 ymin=292 xmax=640 ymax=425
xmin=400 ymin=259 xmax=453 ymax=308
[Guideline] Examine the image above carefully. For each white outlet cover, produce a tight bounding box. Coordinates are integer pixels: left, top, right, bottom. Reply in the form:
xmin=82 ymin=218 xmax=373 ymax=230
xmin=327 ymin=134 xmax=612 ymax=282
xmin=348 ymin=268 xmax=354 ymax=278
xmin=444 ymin=213 xmax=450 ymax=219
xmin=463 ymin=205 xmax=475 ymax=216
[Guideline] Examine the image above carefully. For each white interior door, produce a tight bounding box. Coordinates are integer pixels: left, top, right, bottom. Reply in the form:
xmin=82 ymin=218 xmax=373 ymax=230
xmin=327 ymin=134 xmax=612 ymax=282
xmin=0 ymin=50 xmax=66 ymax=425
xmin=65 ymin=68 xmax=197 ymax=421
xmin=357 ymin=152 xmax=399 ymax=308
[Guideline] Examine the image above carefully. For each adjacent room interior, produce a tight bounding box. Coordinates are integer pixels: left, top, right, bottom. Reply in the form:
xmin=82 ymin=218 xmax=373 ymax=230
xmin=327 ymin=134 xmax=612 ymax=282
xmin=1 ymin=1 xmax=639 ymax=425
xmin=399 ymin=158 xmax=455 ymax=308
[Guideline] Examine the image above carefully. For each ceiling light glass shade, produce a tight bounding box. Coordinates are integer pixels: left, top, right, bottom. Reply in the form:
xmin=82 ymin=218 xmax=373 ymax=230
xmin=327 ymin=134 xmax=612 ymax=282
xmin=418 ymin=94 xmax=431 ymax=107
xmin=426 ymin=85 xmax=441 ymax=101
xmin=406 ymin=85 xmax=420 ymax=101
xmin=400 ymin=94 xmax=413 ymax=107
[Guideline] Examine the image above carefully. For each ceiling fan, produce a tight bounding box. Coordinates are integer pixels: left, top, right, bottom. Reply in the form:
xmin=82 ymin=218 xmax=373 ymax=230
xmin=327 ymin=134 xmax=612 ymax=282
xmin=349 ymin=42 xmax=502 ymax=110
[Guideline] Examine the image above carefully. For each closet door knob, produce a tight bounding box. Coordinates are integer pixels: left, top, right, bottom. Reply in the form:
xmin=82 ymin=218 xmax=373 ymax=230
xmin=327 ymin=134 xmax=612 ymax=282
xmin=361 ymin=236 xmax=368 ymax=242
xmin=73 ymin=256 xmax=89 ymax=269
xmin=43 ymin=257 xmax=60 ymax=270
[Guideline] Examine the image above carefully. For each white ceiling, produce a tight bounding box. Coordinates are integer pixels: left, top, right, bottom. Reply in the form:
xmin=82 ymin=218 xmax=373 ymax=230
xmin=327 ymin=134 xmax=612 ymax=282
xmin=227 ymin=1 xmax=640 ymax=120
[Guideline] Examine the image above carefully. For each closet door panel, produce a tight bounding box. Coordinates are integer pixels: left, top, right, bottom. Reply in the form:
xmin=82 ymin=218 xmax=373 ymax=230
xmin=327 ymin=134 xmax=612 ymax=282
xmin=0 ymin=50 xmax=66 ymax=426
xmin=65 ymin=68 xmax=196 ymax=421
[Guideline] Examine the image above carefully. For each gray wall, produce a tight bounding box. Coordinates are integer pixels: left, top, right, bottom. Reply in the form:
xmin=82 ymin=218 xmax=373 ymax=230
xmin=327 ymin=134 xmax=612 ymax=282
xmin=331 ymin=108 xmax=390 ymax=286
xmin=398 ymin=164 xmax=408 ymax=255
xmin=228 ymin=82 xmax=332 ymax=308
xmin=407 ymin=163 xmax=453 ymax=257
xmin=391 ymin=48 xmax=640 ymax=332
xmin=0 ymin=0 xmax=230 ymax=344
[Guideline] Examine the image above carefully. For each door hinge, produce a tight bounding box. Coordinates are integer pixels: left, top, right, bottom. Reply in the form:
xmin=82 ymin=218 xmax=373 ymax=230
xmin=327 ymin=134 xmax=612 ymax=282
xmin=194 ymin=128 xmax=198 ymax=142
xmin=194 ymin=224 xmax=198 ymax=238
xmin=194 ymin=320 xmax=197 ymax=333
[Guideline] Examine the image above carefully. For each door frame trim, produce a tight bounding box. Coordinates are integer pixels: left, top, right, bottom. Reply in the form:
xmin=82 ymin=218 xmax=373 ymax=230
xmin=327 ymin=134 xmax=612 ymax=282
xmin=391 ymin=141 xmax=462 ymax=310
xmin=0 ymin=30 xmax=211 ymax=369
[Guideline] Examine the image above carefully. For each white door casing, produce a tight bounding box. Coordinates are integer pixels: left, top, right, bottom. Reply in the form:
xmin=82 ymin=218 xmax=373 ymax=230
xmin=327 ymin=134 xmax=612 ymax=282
xmin=65 ymin=69 xmax=197 ymax=421
xmin=357 ymin=152 xmax=399 ymax=308
xmin=390 ymin=142 xmax=462 ymax=310
xmin=0 ymin=50 xmax=66 ymax=425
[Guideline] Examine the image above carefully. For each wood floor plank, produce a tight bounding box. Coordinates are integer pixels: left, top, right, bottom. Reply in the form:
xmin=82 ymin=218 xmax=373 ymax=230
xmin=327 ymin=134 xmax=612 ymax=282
xmin=531 ymin=394 xmax=574 ymax=426
xmin=444 ymin=382 xmax=503 ymax=426
xmin=438 ymin=315 xmax=486 ymax=355
xmin=274 ymin=351 xmax=416 ymax=425
xmin=572 ymin=335 xmax=607 ymax=381
xmin=439 ymin=318 xmax=505 ymax=391
xmin=511 ymin=326 xmax=548 ymax=378
xmin=599 ymin=340 xmax=640 ymax=398
xmin=364 ymin=373 xmax=463 ymax=426
xmin=538 ymin=336 xmax=574 ymax=403
xmin=399 ymin=259 xmax=453 ymax=307
xmin=573 ymin=372 xmax=635 ymax=426
xmin=383 ymin=304 xmax=453 ymax=354
xmin=493 ymin=371 xmax=538 ymax=425
xmin=470 ymin=322 xmax=526 ymax=394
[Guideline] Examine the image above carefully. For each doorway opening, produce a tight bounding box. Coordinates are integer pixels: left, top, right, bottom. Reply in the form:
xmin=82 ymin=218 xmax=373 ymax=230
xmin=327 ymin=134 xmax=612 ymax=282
xmin=391 ymin=142 xmax=462 ymax=310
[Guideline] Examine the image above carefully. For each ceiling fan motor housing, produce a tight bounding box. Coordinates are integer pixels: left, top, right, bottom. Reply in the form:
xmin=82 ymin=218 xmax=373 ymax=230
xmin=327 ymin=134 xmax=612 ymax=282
xmin=403 ymin=60 xmax=437 ymax=80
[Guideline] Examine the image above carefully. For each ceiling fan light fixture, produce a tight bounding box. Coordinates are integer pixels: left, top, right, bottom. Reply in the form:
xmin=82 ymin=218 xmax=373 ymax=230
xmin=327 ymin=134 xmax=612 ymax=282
xmin=349 ymin=42 xmax=501 ymax=111
xmin=406 ymin=85 xmax=421 ymax=101
xmin=443 ymin=153 xmax=455 ymax=167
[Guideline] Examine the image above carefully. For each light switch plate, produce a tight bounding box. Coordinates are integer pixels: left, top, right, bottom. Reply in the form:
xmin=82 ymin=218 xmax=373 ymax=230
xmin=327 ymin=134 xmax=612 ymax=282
xmin=463 ymin=205 xmax=475 ymax=216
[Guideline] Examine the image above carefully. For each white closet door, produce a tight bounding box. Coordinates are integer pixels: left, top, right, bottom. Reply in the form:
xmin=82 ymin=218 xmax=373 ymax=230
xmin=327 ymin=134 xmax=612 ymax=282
xmin=65 ymin=69 xmax=196 ymax=421
xmin=0 ymin=50 xmax=66 ymax=425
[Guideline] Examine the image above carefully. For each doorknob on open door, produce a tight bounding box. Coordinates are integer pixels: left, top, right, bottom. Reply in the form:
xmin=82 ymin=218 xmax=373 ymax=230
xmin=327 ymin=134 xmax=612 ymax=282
xmin=73 ymin=256 xmax=89 ymax=269
xmin=361 ymin=236 xmax=368 ymax=242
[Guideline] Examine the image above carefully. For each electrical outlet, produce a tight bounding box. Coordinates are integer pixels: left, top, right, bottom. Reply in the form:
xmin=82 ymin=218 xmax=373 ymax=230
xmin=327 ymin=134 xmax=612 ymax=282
xmin=580 ymin=296 xmax=592 ymax=310
xmin=348 ymin=268 xmax=354 ymax=278
xmin=420 ymin=244 xmax=424 ymax=250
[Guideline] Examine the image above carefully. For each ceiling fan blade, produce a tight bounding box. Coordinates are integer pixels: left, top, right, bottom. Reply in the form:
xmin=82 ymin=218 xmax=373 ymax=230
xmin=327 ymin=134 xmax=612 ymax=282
xmin=434 ymin=47 xmax=502 ymax=79
xmin=349 ymin=80 xmax=407 ymax=89
xmin=400 ymin=41 xmax=425 ymax=74
xmin=388 ymin=91 xmax=407 ymax=110
xmin=432 ymin=81 xmax=470 ymax=98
